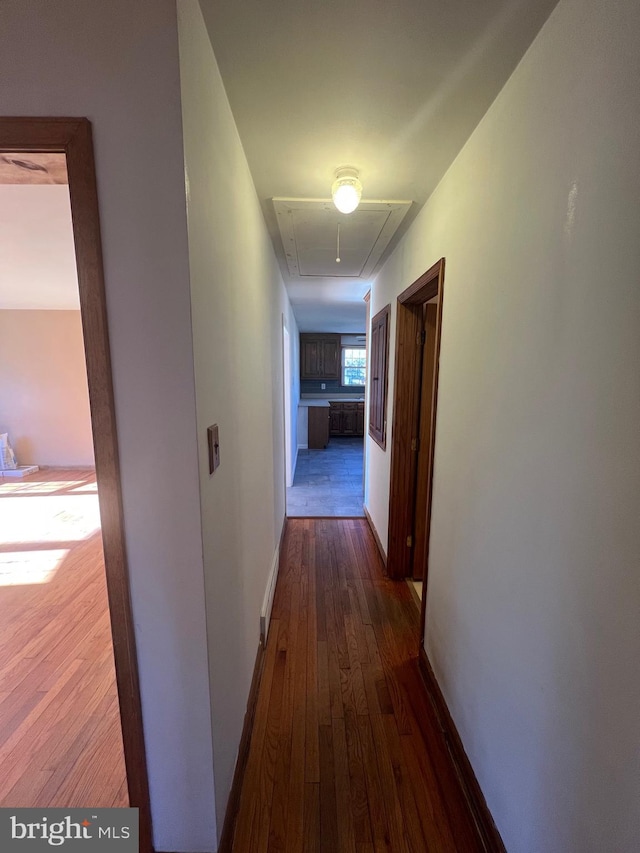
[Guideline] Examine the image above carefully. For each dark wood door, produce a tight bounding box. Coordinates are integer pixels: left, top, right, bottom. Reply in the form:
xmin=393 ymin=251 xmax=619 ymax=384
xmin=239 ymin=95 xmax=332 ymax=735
xmin=356 ymin=404 xmax=365 ymax=436
xmin=412 ymin=305 xmax=438 ymax=581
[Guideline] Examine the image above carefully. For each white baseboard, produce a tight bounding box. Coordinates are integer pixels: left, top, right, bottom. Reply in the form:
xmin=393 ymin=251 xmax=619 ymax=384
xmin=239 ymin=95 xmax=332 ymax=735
xmin=297 ymin=442 xmax=308 ymax=450
xmin=260 ymin=520 xmax=285 ymax=643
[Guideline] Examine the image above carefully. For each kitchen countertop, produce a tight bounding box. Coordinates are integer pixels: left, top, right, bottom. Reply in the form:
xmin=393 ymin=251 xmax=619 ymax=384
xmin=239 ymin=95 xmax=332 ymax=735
xmin=299 ymin=395 xmax=365 ymax=406
xmin=298 ymin=399 xmax=330 ymax=408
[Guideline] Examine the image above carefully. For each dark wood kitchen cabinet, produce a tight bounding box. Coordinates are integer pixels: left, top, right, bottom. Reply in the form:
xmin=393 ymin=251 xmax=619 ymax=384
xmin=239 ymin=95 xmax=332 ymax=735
xmin=329 ymin=406 xmax=342 ymax=434
xmin=329 ymin=401 xmax=365 ymax=436
xmin=341 ymin=403 xmax=358 ymax=435
xmin=300 ymin=334 xmax=340 ymax=380
xmin=308 ymin=406 xmax=330 ymax=449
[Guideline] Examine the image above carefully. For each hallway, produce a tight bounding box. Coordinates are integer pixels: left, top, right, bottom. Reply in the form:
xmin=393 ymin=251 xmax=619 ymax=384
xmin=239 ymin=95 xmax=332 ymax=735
xmin=231 ymin=519 xmax=483 ymax=852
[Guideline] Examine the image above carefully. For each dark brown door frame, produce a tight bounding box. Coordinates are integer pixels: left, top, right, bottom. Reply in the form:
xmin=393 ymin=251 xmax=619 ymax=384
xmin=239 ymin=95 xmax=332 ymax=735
xmin=0 ymin=118 xmax=153 ymax=851
xmin=386 ymin=258 xmax=445 ymax=645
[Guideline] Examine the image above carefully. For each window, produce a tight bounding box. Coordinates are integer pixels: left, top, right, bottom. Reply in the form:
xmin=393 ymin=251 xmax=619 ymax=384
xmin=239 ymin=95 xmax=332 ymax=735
xmin=369 ymin=304 xmax=390 ymax=449
xmin=342 ymin=347 xmax=366 ymax=386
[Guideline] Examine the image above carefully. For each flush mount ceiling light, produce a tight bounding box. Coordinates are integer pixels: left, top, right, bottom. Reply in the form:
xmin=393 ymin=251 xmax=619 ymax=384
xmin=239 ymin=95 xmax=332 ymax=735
xmin=331 ymin=166 xmax=362 ymax=214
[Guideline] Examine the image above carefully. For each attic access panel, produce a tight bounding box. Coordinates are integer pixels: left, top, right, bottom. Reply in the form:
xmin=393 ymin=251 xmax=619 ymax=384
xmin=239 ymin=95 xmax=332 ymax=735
xmin=273 ymin=198 xmax=411 ymax=279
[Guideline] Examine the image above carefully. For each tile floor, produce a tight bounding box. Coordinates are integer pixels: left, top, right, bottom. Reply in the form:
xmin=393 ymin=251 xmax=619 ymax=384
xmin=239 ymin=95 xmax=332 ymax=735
xmin=286 ymin=436 xmax=364 ymax=517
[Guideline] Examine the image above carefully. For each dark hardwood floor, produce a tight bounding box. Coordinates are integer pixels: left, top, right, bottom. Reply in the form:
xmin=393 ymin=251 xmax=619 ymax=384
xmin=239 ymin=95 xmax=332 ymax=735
xmin=231 ymin=518 xmax=483 ymax=852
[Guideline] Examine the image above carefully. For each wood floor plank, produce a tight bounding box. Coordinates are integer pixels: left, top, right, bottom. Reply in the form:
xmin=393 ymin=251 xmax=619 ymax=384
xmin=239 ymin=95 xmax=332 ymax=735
xmin=268 ymin=584 xmax=300 ymax=853
xmin=233 ymin=619 xmax=281 ymax=852
xmin=231 ymin=519 xmax=485 ymax=853
xmin=343 ymin=609 xmax=369 ymax=715
xmin=332 ymin=715 xmax=356 ymax=853
xmin=347 ymin=584 xmax=371 ymax=663
xmin=254 ymin=645 xmax=288 ymax=851
xmin=325 ymin=590 xmax=345 ymax=720
xmin=285 ymin=583 xmax=308 ymax=850
xmin=325 ymin=585 xmax=349 ymax=670
xmin=362 ymin=624 xmax=394 ymax=716
xmin=358 ymin=713 xmax=392 ymax=852
xmin=318 ymin=724 xmax=339 ymax=853
xmin=380 ymin=714 xmax=429 ymax=853
xmin=2 ymin=770 xmax=53 ymax=806
xmin=316 ymin=640 xmax=331 ymax=727
xmin=50 ymin=715 xmax=126 ymax=807
xmin=301 ymin=783 xmax=320 ymax=853
xmin=112 ymin=777 xmax=129 ymax=809
xmin=369 ymin=712 xmax=409 ymax=853
xmin=38 ymin=693 xmax=122 ymax=807
xmin=344 ymin=710 xmax=374 ymax=848
xmin=305 ymin=527 xmax=320 ymax=784
xmin=398 ymin=731 xmax=460 ymax=853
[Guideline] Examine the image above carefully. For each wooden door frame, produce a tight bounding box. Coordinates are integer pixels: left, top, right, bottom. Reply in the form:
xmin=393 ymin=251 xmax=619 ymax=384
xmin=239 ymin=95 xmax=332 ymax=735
xmin=386 ymin=258 xmax=445 ymax=643
xmin=0 ymin=118 xmax=153 ymax=851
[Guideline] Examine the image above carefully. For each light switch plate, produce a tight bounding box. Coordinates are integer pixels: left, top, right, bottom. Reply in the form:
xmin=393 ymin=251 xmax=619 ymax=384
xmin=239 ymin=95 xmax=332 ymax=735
xmin=207 ymin=424 xmax=220 ymax=474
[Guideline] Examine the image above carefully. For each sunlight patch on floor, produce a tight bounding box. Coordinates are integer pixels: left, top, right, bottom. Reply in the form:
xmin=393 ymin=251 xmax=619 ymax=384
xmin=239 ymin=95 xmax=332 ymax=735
xmin=0 ymin=549 xmax=68 ymax=585
xmin=69 ymin=483 xmax=98 ymax=494
xmin=0 ymin=494 xmax=101 ymax=544
xmin=0 ymin=480 xmax=84 ymax=495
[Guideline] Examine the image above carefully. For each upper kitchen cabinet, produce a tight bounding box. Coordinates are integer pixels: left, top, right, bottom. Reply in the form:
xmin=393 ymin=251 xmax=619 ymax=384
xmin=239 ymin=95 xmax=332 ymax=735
xmin=300 ymin=333 xmax=340 ymax=380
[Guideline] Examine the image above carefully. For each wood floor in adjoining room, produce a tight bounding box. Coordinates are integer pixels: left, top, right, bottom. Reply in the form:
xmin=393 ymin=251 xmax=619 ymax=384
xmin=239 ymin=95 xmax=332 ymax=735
xmin=231 ymin=518 xmax=483 ymax=852
xmin=0 ymin=468 xmax=128 ymax=807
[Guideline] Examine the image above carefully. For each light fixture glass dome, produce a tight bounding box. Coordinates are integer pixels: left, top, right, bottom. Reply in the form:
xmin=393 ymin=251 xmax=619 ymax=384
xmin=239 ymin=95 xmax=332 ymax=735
xmin=332 ymin=167 xmax=362 ymax=214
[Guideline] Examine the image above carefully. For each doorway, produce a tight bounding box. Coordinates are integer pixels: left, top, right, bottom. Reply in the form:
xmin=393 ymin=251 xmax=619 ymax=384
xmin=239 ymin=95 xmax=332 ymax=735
xmin=0 ymin=119 xmax=151 ymax=849
xmin=386 ymin=259 xmax=445 ymax=647
xmin=286 ymin=330 xmax=367 ymax=518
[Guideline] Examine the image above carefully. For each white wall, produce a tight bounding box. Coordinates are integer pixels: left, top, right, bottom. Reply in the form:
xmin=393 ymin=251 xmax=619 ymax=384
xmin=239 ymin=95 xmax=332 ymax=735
xmin=285 ymin=316 xmax=301 ymax=480
xmin=178 ymin=0 xmax=299 ymax=836
xmin=366 ymin=0 xmax=640 ymax=850
xmin=297 ymin=406 xmax=309 ymax=450
xmin=282 ymin=320 xmax=301 ymax=486
xmin=0 ymin=3 xmax=216 ymax=850
xmin=0 ymin=311 xmax=94 ymax=466
xmin=0 ymin=185 xmax=79 ymax=310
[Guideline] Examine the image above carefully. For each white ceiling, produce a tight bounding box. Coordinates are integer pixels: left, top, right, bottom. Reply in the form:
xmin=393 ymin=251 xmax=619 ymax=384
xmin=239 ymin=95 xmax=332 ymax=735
xmin=200 ymin=0 xmax=558 ymax=331
xmin=0 ymin=185 xmax=79 ymax=310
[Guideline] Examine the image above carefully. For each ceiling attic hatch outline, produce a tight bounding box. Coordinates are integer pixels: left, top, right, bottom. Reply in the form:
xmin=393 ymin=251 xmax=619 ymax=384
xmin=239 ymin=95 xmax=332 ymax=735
xmin=272 ymin=198 xmax=412 ymax=279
